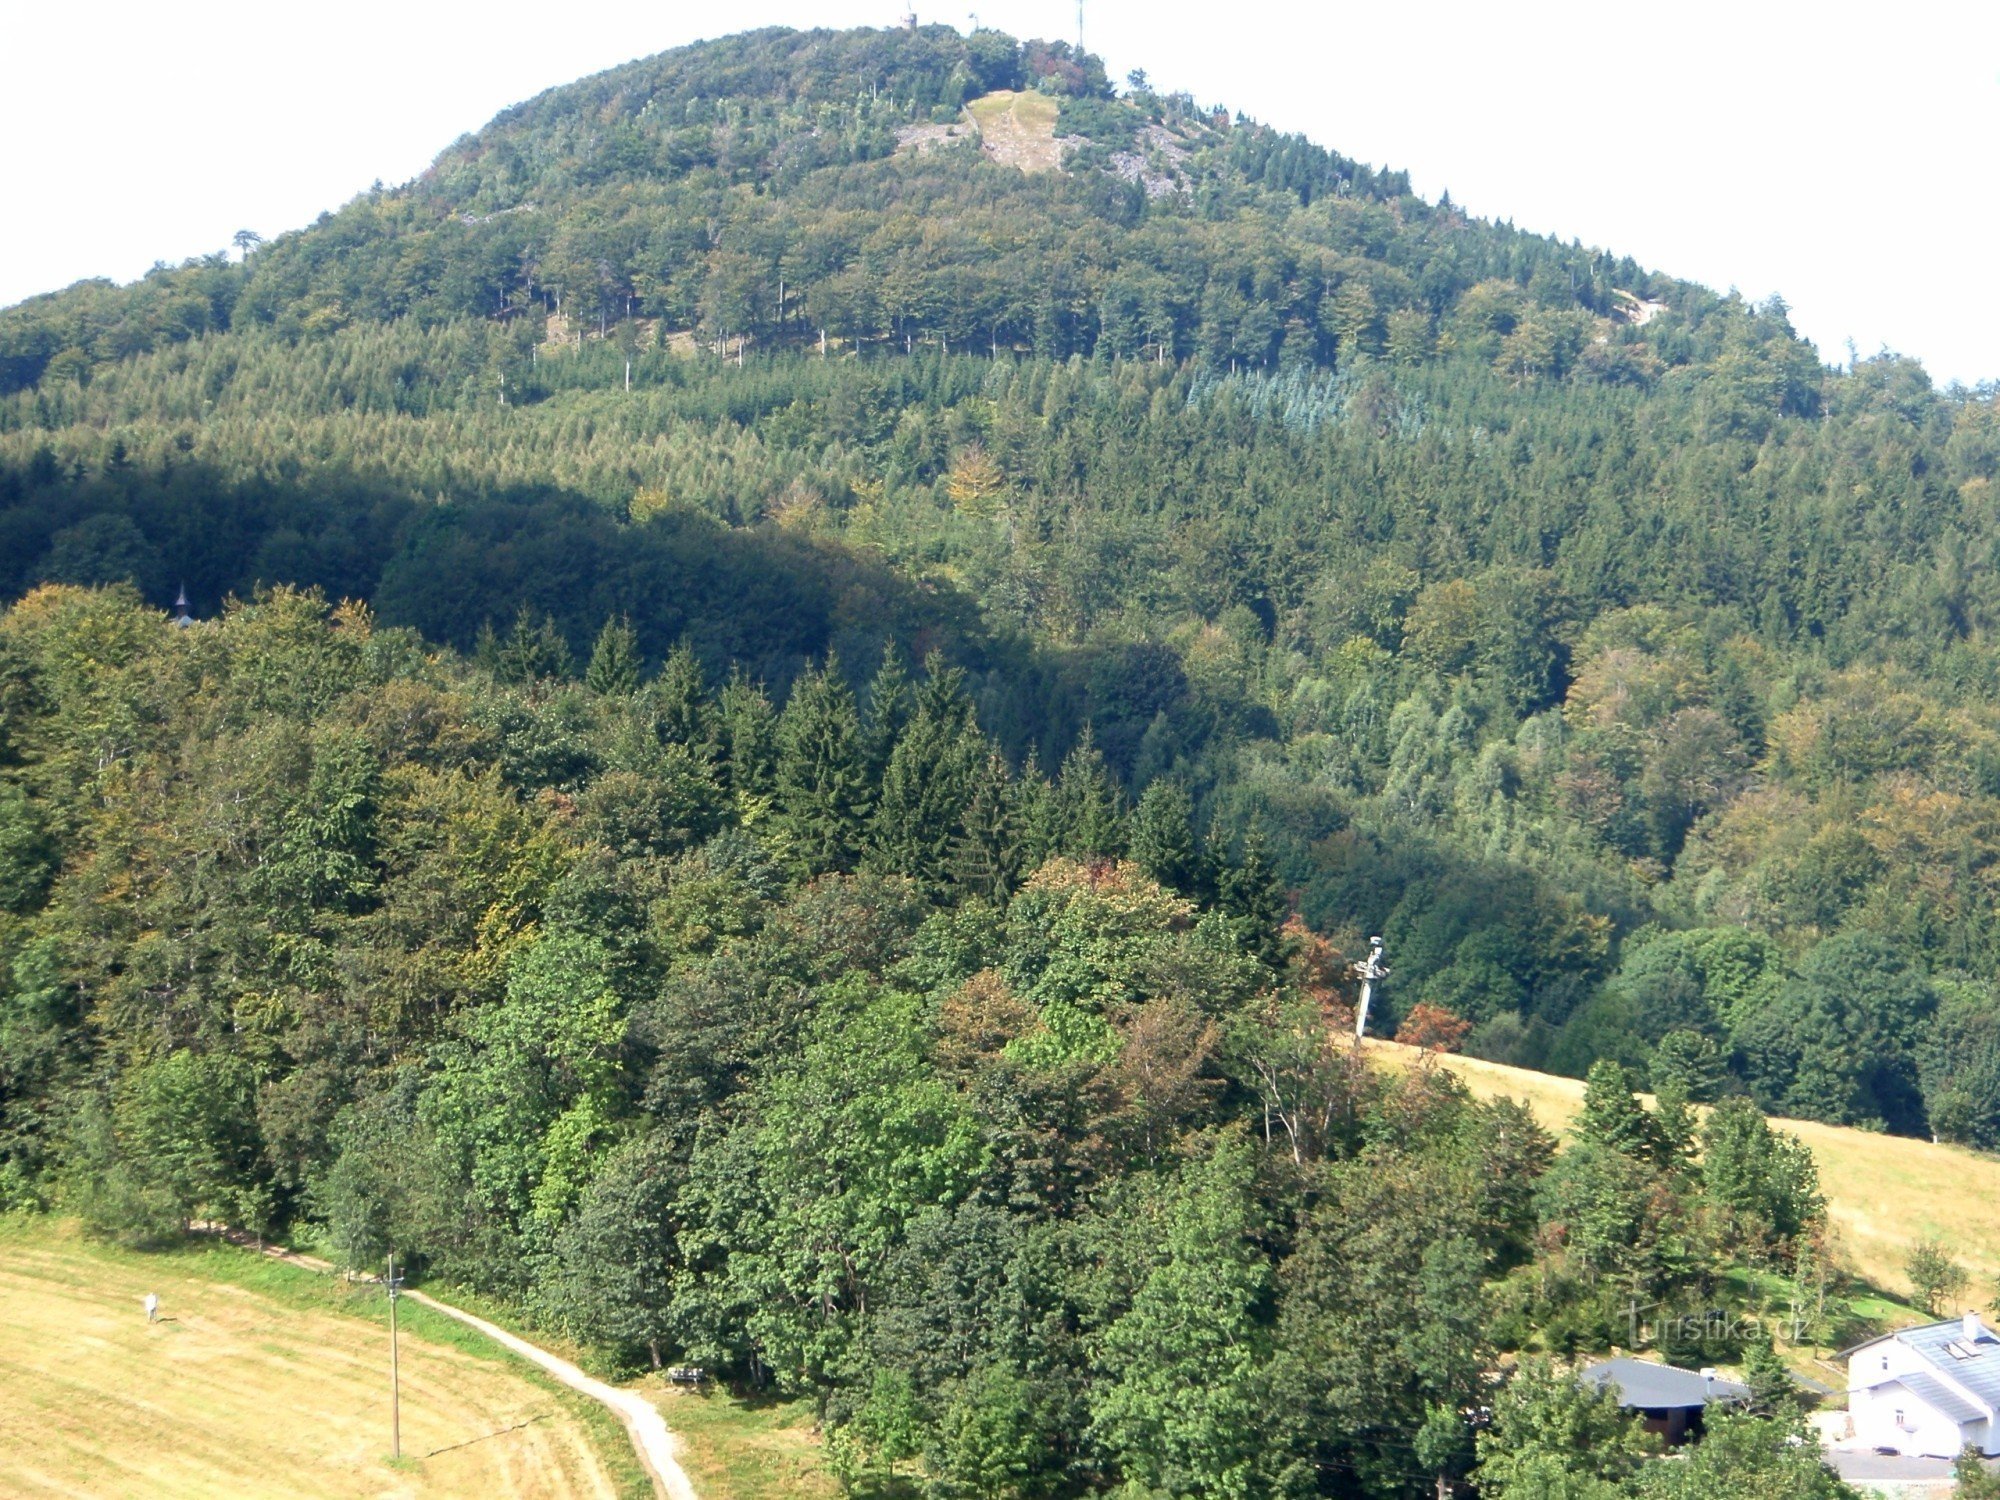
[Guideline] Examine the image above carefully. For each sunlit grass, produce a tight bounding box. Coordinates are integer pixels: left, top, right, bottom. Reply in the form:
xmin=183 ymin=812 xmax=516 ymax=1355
xmin=966 ymin=89 xmax=1063 ymax=171
xmin=0 ymin=1214 xmax=639 ymax=1498
xmin=640 ymin=1383 xmax=915 ymax=1499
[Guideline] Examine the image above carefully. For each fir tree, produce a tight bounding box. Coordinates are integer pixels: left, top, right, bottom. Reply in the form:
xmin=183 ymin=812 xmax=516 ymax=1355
xmin=1129 ymin=778 xmax=1204 ymax=896
xmin=774 ymin=656 xmax=871 ymax=876
xmin=584 ymin=615 xmax=642 ymax=695
xmin=1053 ymin=727 xmax=1126 ymax=859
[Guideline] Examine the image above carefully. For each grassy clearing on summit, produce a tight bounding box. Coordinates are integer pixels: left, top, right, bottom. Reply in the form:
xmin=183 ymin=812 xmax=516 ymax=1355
xmin=966 ymin=89 xmax=1064 ymax=171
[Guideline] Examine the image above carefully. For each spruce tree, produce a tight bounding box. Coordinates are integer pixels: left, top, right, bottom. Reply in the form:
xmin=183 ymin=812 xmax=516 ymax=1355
xmin=863 ymin=643 xmax=914 ymax=780
xmin=913 ymin=652 xmax=974 ymax=735
xmin=650 ymin=641 xmax=712 ymax=752
xmin=868 ymin=658 xmax=978 ymax=890
xmin=485 ymin=606 xmax=573 ymax=684
xmin=1012 ymin=747 xmax=1060 ymax=872
xmin=1651 ymin=1028 xmax=1726 ymax=1104
xmin=1738 ymin=1332 xmax=1795 ymax=1417
xmin=950 ymin=748 xmax=1021 ymax=902
xmin=1053 ymin=727 xmax=1126 ymax=859
xmin=873 ymin=722 xmax=980 ymax=892
xmin=1130 ymin=779 xmax=1203 ymax=895
xmin=584 ymin=615 xmax=641 ymax=695
xmin=718 ymin=668 xmax=779 ymax=801
xmin=1217 ymin=820 xmax=1286 ymax=966
xmin=1577 ymin=1060 xmax=1662 ymax=1165
xmin=774 ymin=656 xmax=871 ymax=876
xmin=1651 ymin=1078 xmax=1699 ymax=1175
xmin=473 ymin=619 xmax=503 ymax=677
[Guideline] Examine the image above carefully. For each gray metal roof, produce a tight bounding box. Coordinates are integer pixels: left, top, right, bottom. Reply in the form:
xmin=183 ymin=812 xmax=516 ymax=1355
xmin=1883 ymin=1371 xmax=1985 ymax=1426
xmin=1580 ymin=1358 xmax=1751 ymax=1410
xmin=1890 ymin=1320 xmax=2000 ymax=1414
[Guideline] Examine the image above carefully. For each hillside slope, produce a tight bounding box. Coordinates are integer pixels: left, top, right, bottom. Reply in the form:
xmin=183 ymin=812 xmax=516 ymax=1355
xmin=3 ymin=28 xmax=1999 ymax=1492
xmin=3 ymin=25 xmax=1999 ymax=1158
xmin=1368 ymin=1039 xmax=2000 ymax=1299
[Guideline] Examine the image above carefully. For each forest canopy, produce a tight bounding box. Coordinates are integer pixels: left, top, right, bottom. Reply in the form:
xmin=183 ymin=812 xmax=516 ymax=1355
xmin=0 ymin=23 xmax=1988 ymax=1495
xmin=4 ymin=23 xmax=1996 ymax=1146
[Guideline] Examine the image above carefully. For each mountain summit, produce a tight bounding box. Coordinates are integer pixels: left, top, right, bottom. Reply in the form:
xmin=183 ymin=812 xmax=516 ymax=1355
xmin=4 ymin=25 xmax=1696 ymax=388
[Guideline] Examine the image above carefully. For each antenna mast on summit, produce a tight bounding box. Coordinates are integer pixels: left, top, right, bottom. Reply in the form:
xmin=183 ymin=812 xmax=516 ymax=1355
xmin=1077 ymin=0 xmax=1085 ymax=52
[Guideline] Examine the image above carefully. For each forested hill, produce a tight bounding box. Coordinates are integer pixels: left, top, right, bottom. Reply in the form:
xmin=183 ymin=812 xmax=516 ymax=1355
xmin=7 ymin=17 xmax=2000 ymax=1124
xmin=4 ymin=21 xmax=2000 ymax=1410
xmin=3 ymin=23 xmax=1698 ymax=393
xmin=5 ymin=21 xmax=1998 ymax=1493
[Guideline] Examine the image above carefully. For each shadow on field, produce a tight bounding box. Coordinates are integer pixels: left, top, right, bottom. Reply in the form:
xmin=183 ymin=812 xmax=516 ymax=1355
xmin=425 ymin=1413 xmax=551 ymax=1459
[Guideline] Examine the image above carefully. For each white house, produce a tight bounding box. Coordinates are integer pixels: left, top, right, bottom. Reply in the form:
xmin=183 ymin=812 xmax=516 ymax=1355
xmin=1846 ymin=1312 xmax=2000 ymax=1457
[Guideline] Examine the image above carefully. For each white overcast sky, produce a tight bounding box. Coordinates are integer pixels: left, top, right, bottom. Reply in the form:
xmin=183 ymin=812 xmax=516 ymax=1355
xmin=4 ymin=1 xmax=1996 ymax=386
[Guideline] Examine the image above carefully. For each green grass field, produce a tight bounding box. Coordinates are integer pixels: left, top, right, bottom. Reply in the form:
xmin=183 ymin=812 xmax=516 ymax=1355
xmin=1366 ymin=1039 xmax=2000 ymax=1304
xmin=644 ymin=1388 xmax=842 ymax=1499
xmin=0 ymin=1216 xmax=641 ymax=1499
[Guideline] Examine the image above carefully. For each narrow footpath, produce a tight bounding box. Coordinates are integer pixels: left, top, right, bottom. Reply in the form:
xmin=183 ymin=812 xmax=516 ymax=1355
xmin=217 ymin=1229 xmax=695 ymax=1500
xmin=401 ymin=1287 xmax=696 ymax=1500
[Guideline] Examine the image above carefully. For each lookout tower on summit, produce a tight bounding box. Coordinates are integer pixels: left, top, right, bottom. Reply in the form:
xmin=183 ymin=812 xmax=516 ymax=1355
xmin=1353 ymin=936 xmax=1388 ymax=1040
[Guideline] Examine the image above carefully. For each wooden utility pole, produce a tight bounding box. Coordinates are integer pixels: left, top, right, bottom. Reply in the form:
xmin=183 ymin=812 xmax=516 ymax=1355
xmin=386 ymin=1253 xmax=403 ymax=1460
